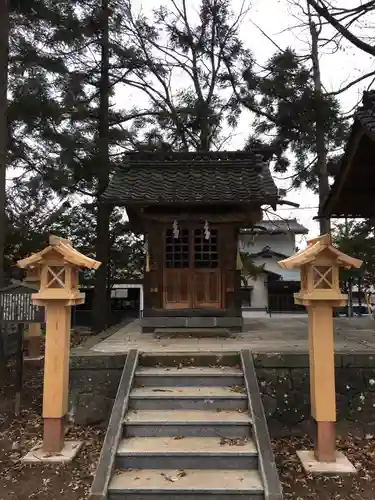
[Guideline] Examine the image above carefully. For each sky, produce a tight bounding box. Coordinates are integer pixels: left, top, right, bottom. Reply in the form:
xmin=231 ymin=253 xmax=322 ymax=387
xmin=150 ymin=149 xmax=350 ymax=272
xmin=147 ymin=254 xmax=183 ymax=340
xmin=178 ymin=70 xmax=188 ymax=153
xmin=115 ymin=0 xmax=375 ymax=244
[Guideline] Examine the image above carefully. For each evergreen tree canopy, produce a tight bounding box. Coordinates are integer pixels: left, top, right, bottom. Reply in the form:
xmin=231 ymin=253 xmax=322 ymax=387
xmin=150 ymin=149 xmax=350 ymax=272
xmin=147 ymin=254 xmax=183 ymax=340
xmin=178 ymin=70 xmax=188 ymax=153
xmin=237 ymin=48 xmax=348 ymax=191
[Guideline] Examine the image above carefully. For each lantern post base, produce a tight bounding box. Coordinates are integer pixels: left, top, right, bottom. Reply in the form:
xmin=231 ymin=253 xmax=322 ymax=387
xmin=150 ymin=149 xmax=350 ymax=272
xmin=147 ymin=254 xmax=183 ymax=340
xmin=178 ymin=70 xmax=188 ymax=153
xmin=297 ymin=450 xmax=357 ymax=476
xmin=43 ymin=417 xmax=65 ymax=454
xmin=21 ymin=440 xmax=83 ymax=464
xmin=315 ymin=420 xmax=336 ymax=462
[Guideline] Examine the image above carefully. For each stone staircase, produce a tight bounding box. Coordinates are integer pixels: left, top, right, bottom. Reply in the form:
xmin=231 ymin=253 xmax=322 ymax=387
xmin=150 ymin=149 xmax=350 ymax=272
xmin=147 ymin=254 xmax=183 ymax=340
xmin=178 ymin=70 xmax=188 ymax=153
xmin=98 ymin=352 xmax=282 ymax=500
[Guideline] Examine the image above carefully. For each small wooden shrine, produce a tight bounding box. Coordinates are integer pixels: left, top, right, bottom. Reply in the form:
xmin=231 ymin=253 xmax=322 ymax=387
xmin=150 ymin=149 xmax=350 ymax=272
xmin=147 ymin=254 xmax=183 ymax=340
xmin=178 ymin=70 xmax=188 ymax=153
xmin=102 ymin=151 xmax=279 ymax=333
xmin=321 ymin=91 xmax=375 ymax=218
xmin=279 ymin=234 xmax=362 ymax=465
xmin=17 ymin=235 xmax=101 ymax=456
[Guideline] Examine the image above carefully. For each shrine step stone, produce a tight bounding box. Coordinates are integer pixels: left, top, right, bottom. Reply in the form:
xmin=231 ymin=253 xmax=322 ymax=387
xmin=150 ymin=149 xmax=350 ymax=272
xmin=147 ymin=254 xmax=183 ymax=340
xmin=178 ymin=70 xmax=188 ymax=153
xmin=133 ymin=365 xmax=244 ymax=388
xmin=153 ymin=328 xmax=233 ymax=338
xmin=103 ymin=352 xmax=282 ymax=500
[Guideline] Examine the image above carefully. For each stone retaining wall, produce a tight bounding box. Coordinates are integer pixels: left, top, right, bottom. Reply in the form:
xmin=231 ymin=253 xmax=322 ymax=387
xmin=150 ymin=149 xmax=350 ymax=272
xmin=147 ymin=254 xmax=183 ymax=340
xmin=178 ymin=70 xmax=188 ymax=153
xmin=255 ymin=353 xmax=375 ymax=436
xmin=68 ymin=351 xmax=375 ymax=433
xmin=69 ymin=352 xmax=127 ymax=425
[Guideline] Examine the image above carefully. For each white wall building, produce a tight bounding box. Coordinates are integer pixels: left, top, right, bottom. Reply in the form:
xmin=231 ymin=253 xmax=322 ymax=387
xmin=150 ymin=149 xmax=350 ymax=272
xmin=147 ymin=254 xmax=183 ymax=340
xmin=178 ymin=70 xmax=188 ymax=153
xmin=239 ymin=219 xmax=308 ymax=312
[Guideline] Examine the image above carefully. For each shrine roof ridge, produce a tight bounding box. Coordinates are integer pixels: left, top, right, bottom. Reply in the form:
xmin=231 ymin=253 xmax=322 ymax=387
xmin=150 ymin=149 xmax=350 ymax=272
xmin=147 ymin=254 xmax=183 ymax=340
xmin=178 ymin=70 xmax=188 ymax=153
xmin=122 ymin=149 xmax=274 ymax=166
xmin=102 ymin=149 xmax=279 ymax=206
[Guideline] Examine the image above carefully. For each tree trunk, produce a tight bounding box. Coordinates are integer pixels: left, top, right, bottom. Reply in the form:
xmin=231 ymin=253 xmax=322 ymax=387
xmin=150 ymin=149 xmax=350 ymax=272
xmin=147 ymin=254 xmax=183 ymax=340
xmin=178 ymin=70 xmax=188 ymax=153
xmin=344 ymin=217 xmax=353 ymax=317
xmin=308 ymin=13 xmax=331 ymax=235
xmin=0 ymin=0 xmax=9 ymax=288
xmin=92 ymin=0 xmax=111 ymax=333
xmin=358 ymin=277 xmax=362 ymax=308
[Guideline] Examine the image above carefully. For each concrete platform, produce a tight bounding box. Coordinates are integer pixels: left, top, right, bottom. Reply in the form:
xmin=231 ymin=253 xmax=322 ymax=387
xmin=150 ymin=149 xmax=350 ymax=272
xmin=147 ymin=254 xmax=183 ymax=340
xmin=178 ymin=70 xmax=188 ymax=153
xmin=297 ymin=450 xmax=357 ymax=475
xmin=88 ymin=316 xmax=375 ymax=354
xmin=21 ymin=441 xmax=82 ymax=464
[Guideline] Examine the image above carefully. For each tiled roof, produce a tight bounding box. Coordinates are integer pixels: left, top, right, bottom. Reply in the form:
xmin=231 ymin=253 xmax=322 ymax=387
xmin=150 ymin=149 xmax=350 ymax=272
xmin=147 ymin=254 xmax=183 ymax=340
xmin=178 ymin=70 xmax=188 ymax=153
xmin=355 ymin=91 xmax=375 ymax=132
xmin=101 ymin=151 xmax=279 ymax=205
xmin=240 ymin=219 xmax=308 ymax=234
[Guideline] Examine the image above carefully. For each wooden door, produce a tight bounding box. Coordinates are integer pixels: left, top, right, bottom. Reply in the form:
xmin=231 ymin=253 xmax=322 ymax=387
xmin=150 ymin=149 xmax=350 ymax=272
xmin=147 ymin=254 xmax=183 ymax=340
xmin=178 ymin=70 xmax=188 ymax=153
xmin=192 ymin=228 xmax=221 ymax=308
xmin=163 ymin=226 xmax=222 ymax=309
xmin=164 ymin=269 xmax=190 ymax=309
xmin=193 ymin=269 xmax=221 ymax=308
xmin=163 ymin=228 xmax=190 ymax=309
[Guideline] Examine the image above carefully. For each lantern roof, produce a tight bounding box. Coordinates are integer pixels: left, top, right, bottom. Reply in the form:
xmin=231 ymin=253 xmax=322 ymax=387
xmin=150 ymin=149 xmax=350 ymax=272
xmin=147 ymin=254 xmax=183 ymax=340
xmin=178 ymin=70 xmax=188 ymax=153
xmin=17 ymin=235 xmax=101 ymax=271
xmin=278 ymin=234 xmax=362 ymax=270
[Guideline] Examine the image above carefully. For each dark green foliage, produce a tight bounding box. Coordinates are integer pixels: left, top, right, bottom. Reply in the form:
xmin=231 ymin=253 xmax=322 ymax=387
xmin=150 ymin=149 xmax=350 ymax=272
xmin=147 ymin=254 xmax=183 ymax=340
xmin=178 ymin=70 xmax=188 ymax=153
xmin=6 ymin=173 xmax=143 ymax=283
xmin=239 ymin=48 xmax=348 ymax=191
xmin=332 ymin=220 xmax=375 ymax=294
xmin=6 ymin=0 xmax=149 ymax=316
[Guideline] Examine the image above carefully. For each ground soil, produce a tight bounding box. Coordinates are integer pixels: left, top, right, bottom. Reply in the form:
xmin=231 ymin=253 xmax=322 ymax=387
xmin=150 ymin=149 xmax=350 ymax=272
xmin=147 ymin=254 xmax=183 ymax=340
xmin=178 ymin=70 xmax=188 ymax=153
xmin=0 ymin=330 xmax=104 ymax=500
xmin=1 ymin=330 xmax=375 ymax=499
xmin=273 ymin=433 xmax=375 ymax=499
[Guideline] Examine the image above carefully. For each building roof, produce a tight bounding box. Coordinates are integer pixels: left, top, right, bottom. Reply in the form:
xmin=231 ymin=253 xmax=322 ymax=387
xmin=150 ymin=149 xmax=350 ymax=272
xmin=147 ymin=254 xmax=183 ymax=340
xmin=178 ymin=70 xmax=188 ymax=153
xmin=249 ymin=246 xmax=288 ymax=259
xmin=240 ymin=218 xmax=308 ymax=235
xmin=101 ymin=151 xmax=279 ymax=206
xmin=321 ymin=91 xmax=375 ymax=218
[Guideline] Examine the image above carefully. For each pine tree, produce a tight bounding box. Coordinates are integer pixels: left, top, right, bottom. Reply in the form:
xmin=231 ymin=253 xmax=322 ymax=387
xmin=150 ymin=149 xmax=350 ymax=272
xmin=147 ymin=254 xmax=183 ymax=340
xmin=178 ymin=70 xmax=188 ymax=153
xmin=234 ymin=47 xmax=348 ymax=210
xmin=7 ymin=1 xmax=152 ymax=330
xmin=0 ymin=0 xmax=9 ymax=287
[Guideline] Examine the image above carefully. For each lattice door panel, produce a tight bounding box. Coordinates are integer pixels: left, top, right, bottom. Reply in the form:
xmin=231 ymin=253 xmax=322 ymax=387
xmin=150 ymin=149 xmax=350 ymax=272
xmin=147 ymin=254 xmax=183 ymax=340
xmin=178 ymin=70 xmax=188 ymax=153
xmin=165 ymin=229 xmax=189 ymax=269
xmin=194 ymin=229 xmax=219 ymax=269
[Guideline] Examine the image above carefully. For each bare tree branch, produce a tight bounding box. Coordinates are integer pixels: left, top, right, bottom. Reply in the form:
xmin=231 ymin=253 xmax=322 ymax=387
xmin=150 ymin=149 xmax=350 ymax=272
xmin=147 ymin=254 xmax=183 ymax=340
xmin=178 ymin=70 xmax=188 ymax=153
xmin=306 ymin=0 xmax=375 ymax=56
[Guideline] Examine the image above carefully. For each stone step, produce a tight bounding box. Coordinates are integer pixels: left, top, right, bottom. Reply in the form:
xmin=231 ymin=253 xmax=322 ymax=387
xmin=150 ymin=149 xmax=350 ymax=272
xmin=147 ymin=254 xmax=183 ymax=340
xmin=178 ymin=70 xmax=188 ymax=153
xmin=115 ymin=436 xmax=258 ymax=469
xmin=154 ymin=328 xmax=233 ymax=338
xmin=123 ymin=409 xmax=252 ymax=438
xmin=134 ymin=366 xmax=244 ymax=387
xmin=139 ymin=352 xmax=241 ymax=368
xmin=129 ymin=386 xmax=248 ymax=410
xmin=108 ymin=468 xmax=264 ymax=499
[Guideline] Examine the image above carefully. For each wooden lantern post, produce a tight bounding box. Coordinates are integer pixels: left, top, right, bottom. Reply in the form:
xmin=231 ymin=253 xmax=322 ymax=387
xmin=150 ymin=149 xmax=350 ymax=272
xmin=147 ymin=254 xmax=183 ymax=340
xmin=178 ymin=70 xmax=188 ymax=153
xmin=17 ymin=235 xmax=101 ymax=454
xmin=279 ymin=234 xmax=362 ymax=463
xmin=24 ymin=267 xmax=42 ymax=359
